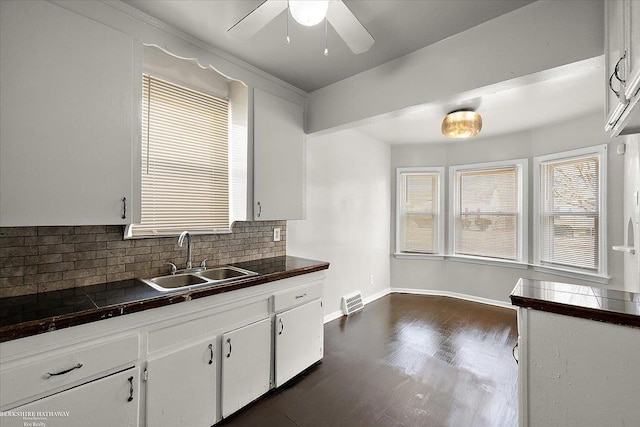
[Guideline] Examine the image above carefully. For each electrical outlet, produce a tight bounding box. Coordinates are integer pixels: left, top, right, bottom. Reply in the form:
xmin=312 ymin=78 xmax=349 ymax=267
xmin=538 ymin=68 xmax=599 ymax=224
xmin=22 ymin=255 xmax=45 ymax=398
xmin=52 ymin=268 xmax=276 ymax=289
xmin=369 ymin=274 xmax=374 ymax=286
xmin=273 ymin=227 xmax=281 ymax=242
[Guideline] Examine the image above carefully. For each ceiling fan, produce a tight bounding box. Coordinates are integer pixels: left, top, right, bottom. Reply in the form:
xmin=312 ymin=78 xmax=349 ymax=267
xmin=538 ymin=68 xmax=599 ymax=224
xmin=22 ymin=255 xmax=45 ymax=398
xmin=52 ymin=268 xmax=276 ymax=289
xmin=228 ymin=0 xmax=374 ymax=54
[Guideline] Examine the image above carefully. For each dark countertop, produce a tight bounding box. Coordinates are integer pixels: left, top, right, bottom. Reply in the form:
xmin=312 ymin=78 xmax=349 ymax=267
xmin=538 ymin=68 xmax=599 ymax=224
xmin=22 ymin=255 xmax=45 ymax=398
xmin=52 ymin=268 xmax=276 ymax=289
xmin=510 ymin=278 xmax=640 ymax=328
xmin=0 ymin=256 xmax=329 ymax=343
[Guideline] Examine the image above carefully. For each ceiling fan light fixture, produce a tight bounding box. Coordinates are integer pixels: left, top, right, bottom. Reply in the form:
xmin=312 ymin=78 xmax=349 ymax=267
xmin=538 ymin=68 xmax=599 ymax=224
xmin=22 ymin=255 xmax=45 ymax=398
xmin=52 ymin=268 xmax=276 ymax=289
xmin=441 ymin=110 xmax=482 ymax=139
xmin=289 ymin=0 xmax=330 ymax=27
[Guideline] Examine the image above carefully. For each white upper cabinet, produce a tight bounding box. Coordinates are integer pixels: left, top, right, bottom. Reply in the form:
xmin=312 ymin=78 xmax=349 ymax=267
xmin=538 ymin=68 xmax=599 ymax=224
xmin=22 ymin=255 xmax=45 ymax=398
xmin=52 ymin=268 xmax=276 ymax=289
xmin=605 ymin=0 xmax=627 ymax=125
xmin=626 ymin=0 xmax=640 ymax=99
xmin=253 ymin=88 xmax=305 ymax=220
xmin=605 ymin=0 xmax=640 ymax=136
xmin=0 ymin=0 xmax=140 ymax=226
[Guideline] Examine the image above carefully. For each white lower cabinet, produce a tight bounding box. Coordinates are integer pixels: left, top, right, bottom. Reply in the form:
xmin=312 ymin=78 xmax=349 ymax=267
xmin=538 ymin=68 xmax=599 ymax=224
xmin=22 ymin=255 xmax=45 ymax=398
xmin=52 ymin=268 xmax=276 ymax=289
xmin=145 ymin=335 xmax=217 ymax=427
xmin=221 ymin=317 xmax=271 ymax=418
xmin=4 ymin=368 xmax=140 ymax=427
xmin=0 ymin=271 xmax=327 ymax=427
xmin=274 ymin=299 xmax=324 ymax=387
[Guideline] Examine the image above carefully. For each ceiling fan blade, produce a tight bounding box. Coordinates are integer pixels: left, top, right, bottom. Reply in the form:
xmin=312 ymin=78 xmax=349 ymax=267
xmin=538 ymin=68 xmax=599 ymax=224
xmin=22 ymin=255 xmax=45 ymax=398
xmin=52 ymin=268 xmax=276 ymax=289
xmin=228 ymin=0 xmax=288 ymax=39
xmin=327 ymin=0 xmax=374 ymax=54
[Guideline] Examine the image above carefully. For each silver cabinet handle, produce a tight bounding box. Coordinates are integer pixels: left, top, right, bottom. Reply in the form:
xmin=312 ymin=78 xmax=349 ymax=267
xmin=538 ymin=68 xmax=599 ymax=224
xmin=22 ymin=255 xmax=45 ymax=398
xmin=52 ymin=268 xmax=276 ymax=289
xmin=609 ymin=52 xmax=628 ymax=101
xmin=208 ymin=343 xmax=214 ymax=365
xmin=43 ymin=363 xmax=83 ymax=379
xmin=226 ymin=338 xmax=232 ymax=358
xmin=127 ymin=376 xmax=134 ymax=402
xmin=278 ymin=318 xmax=284 ymax=335
xmin=257 ymin=201 xmax=262 ymax=218
xmin=610 ymin=72 xmax=622 ymax=98
xmin=121 ymin=197 xmax=127 ymax=219
xmin=295 ymin=293 xmax=307 ymax=300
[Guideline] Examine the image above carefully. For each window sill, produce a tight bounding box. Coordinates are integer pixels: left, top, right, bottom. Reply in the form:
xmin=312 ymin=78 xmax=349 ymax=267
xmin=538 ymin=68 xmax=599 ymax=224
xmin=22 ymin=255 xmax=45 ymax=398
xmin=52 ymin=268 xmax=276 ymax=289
xmin=533 ymin=265 xmax=610 ymax=285
xmin=394 ymin=253 xmax=528 ymax=269
xmin=448 ymin=255 xmax=529 ymax=270
xmin=394 ymin=253 xmax=445 ymax=260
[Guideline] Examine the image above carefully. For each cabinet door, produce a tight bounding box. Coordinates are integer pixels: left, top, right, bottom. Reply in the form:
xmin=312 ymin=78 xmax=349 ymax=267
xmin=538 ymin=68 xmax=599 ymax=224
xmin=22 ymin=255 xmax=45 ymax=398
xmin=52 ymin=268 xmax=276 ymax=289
xmin=625 ymin=0 xmax=640 ymax=99
xmin=0 ymin=0 xmax=140 ymax=226
xmin=253 ymin=88 xmax=304 ymax=220
xmin=146 ymin=335 xmax=217 ymax=427
xmin=221 ymin=317 xmax=271 ymax=418
xmin=275 ymin=299 xmax=324 ymax=387
xmin=3 ymin=368 xmax=139 ymax=427
xmin=605 ymin=0 xmax=628 ymax=128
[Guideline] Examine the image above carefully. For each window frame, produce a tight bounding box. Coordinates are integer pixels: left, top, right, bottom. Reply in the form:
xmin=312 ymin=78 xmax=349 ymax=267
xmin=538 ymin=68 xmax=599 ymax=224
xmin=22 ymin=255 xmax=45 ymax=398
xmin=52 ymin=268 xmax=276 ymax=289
xmin=395 ymin=167 xmax=445 ymax=259
xmin=125 ymin=73 xmax=232 ymax=239
xmin=448 ymin=158 xmax=528 ymax=266
xmin=533 ymin=145 xmax=608 ymax=281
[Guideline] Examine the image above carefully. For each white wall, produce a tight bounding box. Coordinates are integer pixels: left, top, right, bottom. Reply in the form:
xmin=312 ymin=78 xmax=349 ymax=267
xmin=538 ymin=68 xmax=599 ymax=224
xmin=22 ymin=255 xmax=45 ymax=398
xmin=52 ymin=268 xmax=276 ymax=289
xmin=391 ymin=113 xmax=625 ymax=302
xmin=622 ymin=135 xmax=640 ymax=292
xmin=287 ymin=129 xmax=391 ymax=316
xmin=307 ymin=0 xmax=603 ymax=133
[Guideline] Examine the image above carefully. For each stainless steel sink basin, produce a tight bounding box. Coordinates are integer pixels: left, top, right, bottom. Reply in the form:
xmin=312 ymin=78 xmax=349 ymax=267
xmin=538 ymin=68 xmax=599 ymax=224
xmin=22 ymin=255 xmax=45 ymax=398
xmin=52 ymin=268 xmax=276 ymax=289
xmin=141 ymin=266 xmax=258 ymax=292
xmin=195 ymin=267 xmax=251 ymax=281
xmin=149 ymin=274 xmax=208 ymax=289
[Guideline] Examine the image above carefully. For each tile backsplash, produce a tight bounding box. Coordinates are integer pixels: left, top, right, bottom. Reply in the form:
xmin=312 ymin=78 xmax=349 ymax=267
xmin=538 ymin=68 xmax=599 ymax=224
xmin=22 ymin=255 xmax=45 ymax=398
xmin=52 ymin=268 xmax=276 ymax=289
xmin=0 ymin=221 xmax=286 ymax=298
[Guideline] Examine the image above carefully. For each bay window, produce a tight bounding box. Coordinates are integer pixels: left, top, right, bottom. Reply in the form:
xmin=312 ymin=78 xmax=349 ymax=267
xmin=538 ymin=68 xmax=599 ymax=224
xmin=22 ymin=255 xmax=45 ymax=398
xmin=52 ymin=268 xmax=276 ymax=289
xmin=534 ymin=145 xmax=607 ymax=278
xmin=395 ymin=167 xmax=444 ymax=257
xmin=449 ymin=160 xmax=527 ymax=263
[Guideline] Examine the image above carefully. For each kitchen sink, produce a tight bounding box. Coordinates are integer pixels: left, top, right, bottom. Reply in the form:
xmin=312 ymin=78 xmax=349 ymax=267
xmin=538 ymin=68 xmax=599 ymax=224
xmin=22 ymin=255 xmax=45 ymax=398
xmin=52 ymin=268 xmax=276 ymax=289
xmin=195 ymin=267 xmax=251 ymax=281
xmin=141 ymin=266 xmax=258 ymax=292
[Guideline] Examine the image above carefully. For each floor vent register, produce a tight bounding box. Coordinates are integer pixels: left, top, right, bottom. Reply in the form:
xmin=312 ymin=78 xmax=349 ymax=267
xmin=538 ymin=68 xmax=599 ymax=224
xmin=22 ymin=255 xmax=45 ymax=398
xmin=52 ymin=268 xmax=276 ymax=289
xmin=341 ymin=291 xmax=364 ymax=316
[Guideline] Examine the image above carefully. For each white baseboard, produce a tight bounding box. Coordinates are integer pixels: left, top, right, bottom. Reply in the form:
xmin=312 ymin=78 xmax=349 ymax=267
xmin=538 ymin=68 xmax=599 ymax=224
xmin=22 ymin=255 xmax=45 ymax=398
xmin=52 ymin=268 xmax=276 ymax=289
xmin=323 ymin=310 xmax=344 ymax=324
xmin=362 ymin=287 xmax=392 ymax=305
xmin=390 ymin=287 xmax=516 ymax=310
xmin=323 ymin=288 xmax=392 ymax=324
xmin=323 ymin=287 xmax=514 ymax=324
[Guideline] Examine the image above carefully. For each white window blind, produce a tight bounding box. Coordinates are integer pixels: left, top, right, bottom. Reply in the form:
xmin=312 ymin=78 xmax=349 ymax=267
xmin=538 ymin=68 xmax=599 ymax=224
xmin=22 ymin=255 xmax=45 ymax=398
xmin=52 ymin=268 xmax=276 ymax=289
xmin=538 ymin=154 xmax=600 ymax=271
xmin=130 ymin=74 xmax=229 ymax=237
xmin=397 ymin=170 xmax=441 ymax=254
xmin=453 ymin=165 xmax=521 ymax=261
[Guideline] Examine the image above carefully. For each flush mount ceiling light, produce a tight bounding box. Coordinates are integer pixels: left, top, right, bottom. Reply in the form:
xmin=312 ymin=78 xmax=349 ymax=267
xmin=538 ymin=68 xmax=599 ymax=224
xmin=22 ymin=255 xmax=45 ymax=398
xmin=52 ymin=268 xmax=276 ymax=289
xmin=441 ymin=110 xmax=483 ymax=139
xmin=289 ymin=0 xmax=329 ymax=27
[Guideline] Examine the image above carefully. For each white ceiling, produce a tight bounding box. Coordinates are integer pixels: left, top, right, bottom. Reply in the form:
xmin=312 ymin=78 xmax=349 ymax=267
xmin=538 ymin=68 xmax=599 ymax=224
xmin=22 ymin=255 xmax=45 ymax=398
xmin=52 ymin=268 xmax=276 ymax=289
xmin=124 ymin=0 xmax=535 ymax=92
xmin=123 ymin=0 xmax=602 ymax=144
xmin=353 ymin=65 xmax=604 ymax=145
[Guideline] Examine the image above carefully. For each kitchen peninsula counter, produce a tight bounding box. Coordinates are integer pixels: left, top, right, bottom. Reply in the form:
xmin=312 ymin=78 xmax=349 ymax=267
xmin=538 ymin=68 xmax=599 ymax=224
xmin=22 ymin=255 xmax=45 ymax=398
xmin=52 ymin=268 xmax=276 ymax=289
xmin=510 ymin=278 xmax=640 ymax=426
xmin=510 ymin=277 xmax=640 ymax=328
xmin=0 ymin=256 xmax=329 ymax=343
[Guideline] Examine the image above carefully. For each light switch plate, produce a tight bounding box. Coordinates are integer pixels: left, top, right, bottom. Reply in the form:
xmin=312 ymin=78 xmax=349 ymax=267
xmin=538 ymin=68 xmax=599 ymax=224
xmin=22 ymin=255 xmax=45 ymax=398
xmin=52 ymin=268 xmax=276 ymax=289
xmin=273 ymin=227 xmax=281 ymax=242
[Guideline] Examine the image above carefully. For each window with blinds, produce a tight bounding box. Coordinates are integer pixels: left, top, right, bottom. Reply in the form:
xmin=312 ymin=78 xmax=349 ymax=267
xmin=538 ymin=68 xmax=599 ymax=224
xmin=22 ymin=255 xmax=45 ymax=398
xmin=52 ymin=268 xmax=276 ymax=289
xmin=451 ymin=162 xmax=525 ymax=261
xmin=536 ymin=148 xmax=605 ymax=273
xmin=129 ymin=74 xmax=229 ymax=237
xmin=396 ymin=168 xmax=443 ymax=255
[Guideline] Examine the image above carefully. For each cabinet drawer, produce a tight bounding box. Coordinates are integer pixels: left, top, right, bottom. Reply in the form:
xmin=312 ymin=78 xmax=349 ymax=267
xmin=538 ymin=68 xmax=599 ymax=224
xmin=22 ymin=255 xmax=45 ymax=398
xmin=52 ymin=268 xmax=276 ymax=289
xmin=1 ymin=334 xmax=139 ymax=410
xmin=273 ymin=282 xmax=323 ymax=312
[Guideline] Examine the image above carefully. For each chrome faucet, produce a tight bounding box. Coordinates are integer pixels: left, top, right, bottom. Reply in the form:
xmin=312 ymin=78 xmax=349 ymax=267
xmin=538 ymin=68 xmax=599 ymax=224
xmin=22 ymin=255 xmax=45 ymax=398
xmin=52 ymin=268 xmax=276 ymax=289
xmin=177 ymin=231 xmax=192 ymax=270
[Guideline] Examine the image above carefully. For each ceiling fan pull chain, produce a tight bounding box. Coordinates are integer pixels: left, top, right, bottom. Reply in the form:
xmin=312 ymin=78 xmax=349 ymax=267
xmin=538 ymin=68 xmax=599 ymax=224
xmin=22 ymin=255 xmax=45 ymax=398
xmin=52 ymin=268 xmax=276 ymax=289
xmin=286 ymin=5 xmax=291 ymax=44
xmin=324 ymin=17 xmax=329 ymax=56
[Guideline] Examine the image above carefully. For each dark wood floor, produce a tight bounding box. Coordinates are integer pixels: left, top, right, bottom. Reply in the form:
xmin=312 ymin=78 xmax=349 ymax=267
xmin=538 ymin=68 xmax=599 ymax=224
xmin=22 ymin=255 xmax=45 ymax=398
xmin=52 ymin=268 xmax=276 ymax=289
xmin=219 ymin=294 xmax=518 ymax=427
